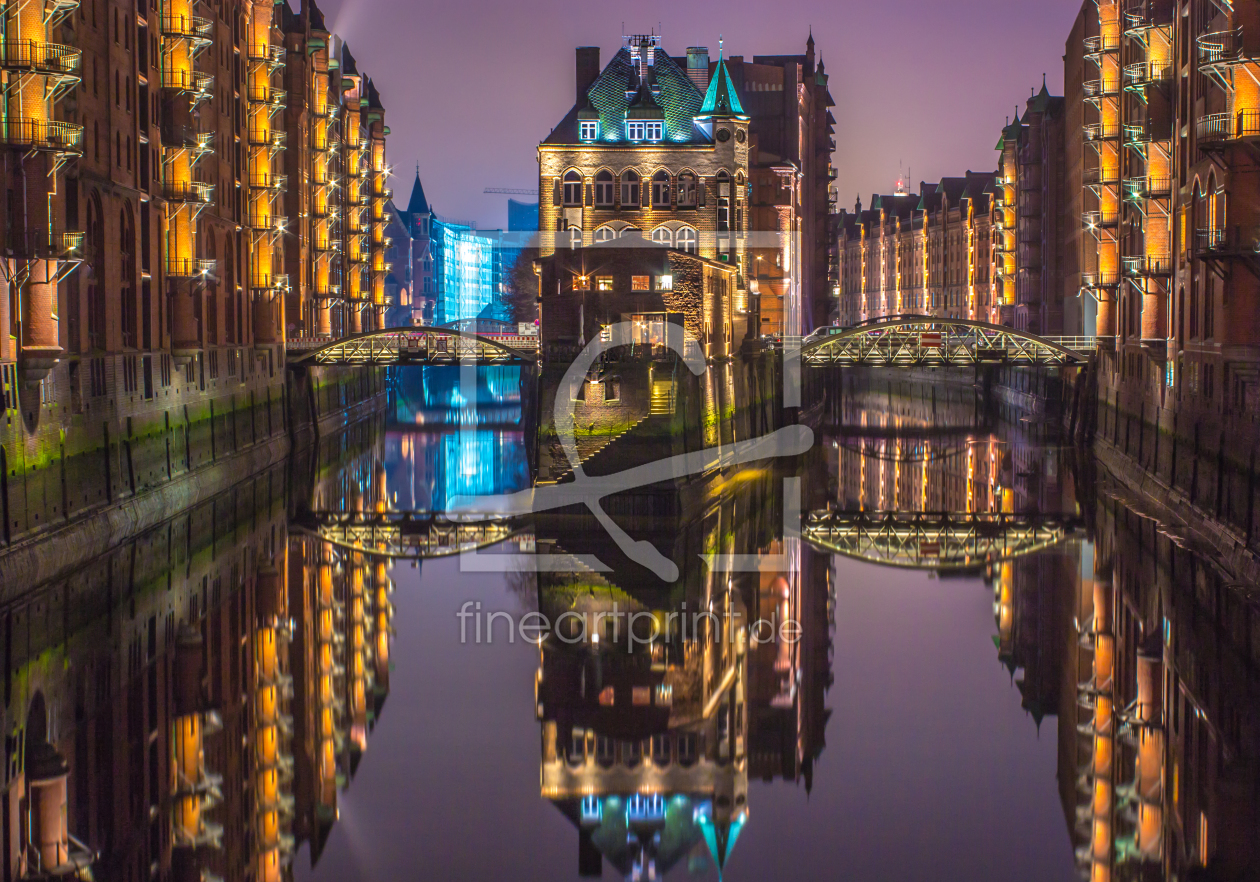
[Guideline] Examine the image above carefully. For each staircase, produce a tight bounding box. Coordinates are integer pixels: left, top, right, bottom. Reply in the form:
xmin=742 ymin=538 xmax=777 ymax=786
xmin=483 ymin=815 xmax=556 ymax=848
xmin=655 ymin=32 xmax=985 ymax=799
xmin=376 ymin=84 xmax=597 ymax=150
xmin=539 ymin=417 xmax=648 ymax=485
xmin=650 ymin=378 xmax=675 ymax=416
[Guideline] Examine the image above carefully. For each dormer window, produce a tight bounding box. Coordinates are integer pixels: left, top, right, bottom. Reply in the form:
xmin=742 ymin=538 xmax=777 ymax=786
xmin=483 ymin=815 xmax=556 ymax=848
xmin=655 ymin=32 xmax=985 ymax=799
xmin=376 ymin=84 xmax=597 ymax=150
xmin=627 ymin=121 xmax=645 ymax=141
xmin=579 ymin=120 xmax=598 ymax=141
xmin=645 ymin=121 xmax=663 ymax=141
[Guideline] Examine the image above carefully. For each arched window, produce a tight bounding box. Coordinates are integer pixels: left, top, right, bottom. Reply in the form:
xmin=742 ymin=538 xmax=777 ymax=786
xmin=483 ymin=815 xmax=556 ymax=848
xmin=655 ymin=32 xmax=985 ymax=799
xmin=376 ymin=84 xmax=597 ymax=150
xmin=619 ymin=227 xmax=641 ymax=239
xmin=621 ymin=170 xmax=640 ymax=208
xmin=86 ymin=194 xmax=105 ymax=350
xmin=651 ymin=171 xmax=670 ymax=208
xmin=562 ymin=171 xmax=582 ymax=207
xmin=594 ymin=170 xmax=614 ymax=207
xmin=677 ymin=172 xmax=697 ymax=207
xmin=225 ymin=245 xmax=236 ymax=344
xmin=716 ymin=171 xmax=731 ymax=233
xmin=120 ymin=206 xmax=135 ymax=347
xmin=651 ymin=227 xmax=673 ymax=248
xmin=568 ymin=227 xmax=583 ymax=250
xmin=594 ymin=226 xmax=615 ymax=244
xmin=676 ymin=227 xmax=698 ymax=254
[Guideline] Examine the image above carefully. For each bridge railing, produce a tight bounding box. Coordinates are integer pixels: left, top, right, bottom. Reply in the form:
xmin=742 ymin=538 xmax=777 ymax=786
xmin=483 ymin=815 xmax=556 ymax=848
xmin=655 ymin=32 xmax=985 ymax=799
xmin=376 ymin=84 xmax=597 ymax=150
xmin=1042 ymin=335 xmax=1114 ymax=353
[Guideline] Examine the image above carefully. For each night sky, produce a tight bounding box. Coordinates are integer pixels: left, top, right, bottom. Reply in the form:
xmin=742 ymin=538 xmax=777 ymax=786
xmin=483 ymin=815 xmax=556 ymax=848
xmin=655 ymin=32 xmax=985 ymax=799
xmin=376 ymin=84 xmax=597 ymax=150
xmin=313 ymin=0 xmax=1082 ymax=230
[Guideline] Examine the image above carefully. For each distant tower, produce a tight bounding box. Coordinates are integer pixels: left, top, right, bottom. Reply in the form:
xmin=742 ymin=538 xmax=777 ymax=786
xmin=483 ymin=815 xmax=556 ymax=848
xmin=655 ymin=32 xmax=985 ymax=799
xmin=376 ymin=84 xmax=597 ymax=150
xmin=405 ymin=169 xmax=435 ymax=323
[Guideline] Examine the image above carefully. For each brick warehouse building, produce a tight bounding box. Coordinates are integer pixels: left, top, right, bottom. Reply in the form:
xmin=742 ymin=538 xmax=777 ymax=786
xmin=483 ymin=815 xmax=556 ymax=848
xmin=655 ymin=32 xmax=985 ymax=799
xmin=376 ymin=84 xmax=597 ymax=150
xmin=538 ymin=33 xmax=835 ymax=340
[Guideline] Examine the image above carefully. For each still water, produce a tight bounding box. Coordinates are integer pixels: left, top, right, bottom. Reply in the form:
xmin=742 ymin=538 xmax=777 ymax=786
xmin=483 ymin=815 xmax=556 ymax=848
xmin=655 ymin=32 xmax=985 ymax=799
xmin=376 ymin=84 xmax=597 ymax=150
xmin=6 ymin=366 xmax=1253 ymax=881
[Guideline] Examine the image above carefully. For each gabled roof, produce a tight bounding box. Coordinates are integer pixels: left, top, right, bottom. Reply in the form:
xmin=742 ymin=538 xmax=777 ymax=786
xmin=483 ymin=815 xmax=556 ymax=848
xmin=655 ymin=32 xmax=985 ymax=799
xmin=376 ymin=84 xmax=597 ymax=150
xmin=698 ymin=51 xmax=747 ymax=118
xmin=341 ymin=43 xmax=358 ymax=76
xmin=543 ymin=47 xmax=707 ymax=145
xmin=307 ymin=0 xmax=328 ymax=33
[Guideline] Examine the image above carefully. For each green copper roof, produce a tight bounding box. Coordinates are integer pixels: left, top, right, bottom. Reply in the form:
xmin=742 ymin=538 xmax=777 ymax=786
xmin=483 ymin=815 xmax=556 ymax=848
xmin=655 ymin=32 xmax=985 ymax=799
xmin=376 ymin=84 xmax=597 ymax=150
xmin=581 ymin=48 xmax=706 ymax=143
xmin=699 ymin=53 xmax=746 ymax=117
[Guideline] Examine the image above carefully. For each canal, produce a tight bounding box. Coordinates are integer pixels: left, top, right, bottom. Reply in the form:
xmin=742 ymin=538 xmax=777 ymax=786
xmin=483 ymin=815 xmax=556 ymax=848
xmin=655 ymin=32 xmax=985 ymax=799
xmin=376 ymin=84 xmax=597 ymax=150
xmin=1 ymin=362 xmax=1254 ymax=881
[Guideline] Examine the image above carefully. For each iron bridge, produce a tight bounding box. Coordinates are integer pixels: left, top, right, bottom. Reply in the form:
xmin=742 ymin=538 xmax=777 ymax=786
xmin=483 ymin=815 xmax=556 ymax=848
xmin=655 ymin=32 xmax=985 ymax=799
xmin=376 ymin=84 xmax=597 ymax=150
xmin=801 ymin=318 xmax=1089 ymax=367
xmin=803 ymin=510 xmax=1081 ymax=571
xmin=295 ymin=511 xmax=528 ymax=559
xmin=288 ymin=327 xmax=538 ymax=366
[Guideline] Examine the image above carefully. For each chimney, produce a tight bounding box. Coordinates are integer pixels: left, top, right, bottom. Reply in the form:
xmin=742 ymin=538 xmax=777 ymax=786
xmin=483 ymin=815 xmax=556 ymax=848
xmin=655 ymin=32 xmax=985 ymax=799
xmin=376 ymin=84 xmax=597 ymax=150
xmin=686 ymin=47 xmax=709 ymax=91
xmin=576 ymin=47 xmax=600 ymax=105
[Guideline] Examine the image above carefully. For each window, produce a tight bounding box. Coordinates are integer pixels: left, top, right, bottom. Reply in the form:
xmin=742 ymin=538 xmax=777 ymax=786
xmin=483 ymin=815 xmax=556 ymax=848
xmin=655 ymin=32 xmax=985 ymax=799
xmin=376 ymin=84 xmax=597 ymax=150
xmin=594 ymin=170 xmax=614 ymax=206
xmin=632 ymin=275 xmax=650 ymax=291
xmin=645 ymin=121 xmax=663 ymax=141
xmin=562 ymin=171 xmax=582 ymax=207
xmin=596 ymin=276 xmax=613 ymax=291
xmin=572 ymin=274 xmax=590 ymax=290
xmin=598 ymin=686 xmax=615 ymax=706
xmin=627 ymin=120 xmax=645 ymax=140
xmin=567 ymin=227 xmax=582 ymax=250
xmin=676 ymin=227 xmax=697 ymax=254
xmin=579 ymin=120 xmax=598 ymax=141
xmin=652 ymin=171 xmax=670 ymax=207
xmin=632 ymin=687 xmax=651 ymax=706
xmin=619 ymin=227 xmax=640 ymax=239
xmin=657 ymin=275 xmax=673 ymax=291
xmin=594 ymin=226 xmax=615 ymax=244
xmin=621 ymin=170 xmax=640 ymax=207
xmin=677 ymin=172 xmax=697 ymax=206
xmin=651 ymin=227 xmax=672 ymax=248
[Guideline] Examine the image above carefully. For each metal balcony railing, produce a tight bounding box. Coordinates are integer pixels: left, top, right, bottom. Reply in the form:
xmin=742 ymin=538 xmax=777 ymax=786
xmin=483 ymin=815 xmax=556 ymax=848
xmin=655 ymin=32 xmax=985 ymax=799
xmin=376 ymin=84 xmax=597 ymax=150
xmin=159 ymin=13 xmax=214 ymax=40
xmin=0 ymin=40 xmax=81 ymax=75
xmin=1197 ymin=110 xmax=1260 ymax=147
xmin=163 ymin=180 xmax=214 ymax=203
xmin=1124 ymin=61 xmax=1172 ymax=86
xmin=250 ymin=273 xmax=290 ymax=291
xmin=1123 ymin=255 xmax=1172 ymax=276
xmin=160 ymin=67 xmax=213 ymax=97
xmin=1197 ymin=29 xmax=1243 ymax=68
xmin=247 ymin=44 xmax=285 ymax=67
xmin=167 ymin=257 xmax=216 ymax=277
xmin=1083 ymin=77 xmax=1120 ymax=97
xmin=4 ymin=230 xmax=84 ymax=259
xmin=1083 ymin=210 xmax=1120 ymax=229
xmin=313 ymin=236 xmax=339 ymax=253
xmin=1084 ymin=34 xmax=1121 ymax=55
xmin=1083 ymin=167 xmax=1119 ymax=186
xmin=1084 ymin=122 xmax=1121 ymax=142
xmin=247 ymin=84 xmax=286 ymax=106
xmin=247 ymin=128 xmax=286 ymax=147
xmin=1195 ymin=225 xmax=1260 ymax=258
xmin=248 ymin=174 xmax=287 ymax=191
xmin=1082 ymin=272 xmax=1121 ymax=288
xmin=1124 ymin=123 xmax=1153 ymax=145
xmin=0 ymin=118 xmax=83 ymax=152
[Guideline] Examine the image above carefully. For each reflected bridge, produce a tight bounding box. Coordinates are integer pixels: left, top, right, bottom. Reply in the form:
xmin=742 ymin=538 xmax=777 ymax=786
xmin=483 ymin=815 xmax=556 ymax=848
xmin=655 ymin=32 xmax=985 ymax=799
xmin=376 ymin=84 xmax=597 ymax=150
xmin=804 ymin=510 xmax=1080 ymax=571
xmin=294 ymin=511 xmax=528 ymax=558
xmin=801 ymin=318 xmax=1091 ymax=367
xmin=287 ymin=327 xmax=539 ymax=366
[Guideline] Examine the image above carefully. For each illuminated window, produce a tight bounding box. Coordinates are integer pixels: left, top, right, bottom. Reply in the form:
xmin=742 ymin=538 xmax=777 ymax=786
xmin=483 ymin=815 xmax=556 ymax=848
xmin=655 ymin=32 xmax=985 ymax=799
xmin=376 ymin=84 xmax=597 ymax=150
xmin=626 ymin=120 xmax=645 ymax=141
xmin=596 ymin=276 xmax=613 ymax=291
xmin=632 ymin=686 xmax=651 ymax=706
xmin=676 ymin=227 xmax=697 ymax=254
xmin=598 ymin=686 xmax=615 ymax=706
xmin=651 ymin=171 xmax=670 ymax=207
xmin=594 ymin=170 xmax=614 ymax=206
xmin=657 ymin=275 xmax=673 ymax=291
xmin=677 ymin=172 xmax=698 ymax=206
xmin=621 ymin=170 xmax=640 ymax=207
xmin=632 ymin=275 xmax=650 ymax=291
xmin=655 ymin=684 xmax=672 ymax=706
xmin=579 ymin=120 xmax=598 ymax=141
xmin=594 ymin=226 xmax=615 ymax=244
xmin=572 ymin=274 xmax=590 ymax=290
xmin=562 ymin=171 xmax=582 ymax=207
xmin=645 ymin=121 xmax=663 ymax=141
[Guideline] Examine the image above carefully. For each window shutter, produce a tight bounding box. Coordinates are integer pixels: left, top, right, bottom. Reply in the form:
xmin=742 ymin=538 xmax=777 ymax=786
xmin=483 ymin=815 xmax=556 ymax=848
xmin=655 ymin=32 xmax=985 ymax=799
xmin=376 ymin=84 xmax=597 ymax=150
xmin=552 ymin=178 xmax=561 ymax=203
xmin=698 ymin=178 xmax=707 ymax=207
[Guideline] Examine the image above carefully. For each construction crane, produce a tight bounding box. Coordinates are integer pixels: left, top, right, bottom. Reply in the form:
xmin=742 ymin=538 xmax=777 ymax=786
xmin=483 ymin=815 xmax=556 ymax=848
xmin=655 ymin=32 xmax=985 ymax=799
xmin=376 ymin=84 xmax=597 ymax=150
xmin=483 ymin=187 xmax=537 ymax=196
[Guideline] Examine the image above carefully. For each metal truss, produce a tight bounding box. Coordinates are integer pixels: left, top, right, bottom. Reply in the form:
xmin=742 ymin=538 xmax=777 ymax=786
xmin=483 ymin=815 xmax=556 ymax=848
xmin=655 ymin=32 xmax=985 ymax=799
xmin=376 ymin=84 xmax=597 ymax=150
xmin=803 ymin=510 xmax=1080 ymax=571
xmin=289 ymin=327 xmax=539 ymax=366
xmin=296 ymin=512 xmax=527 ymax=559
xmin=801 ymin=317 xmax=1089 ymax=367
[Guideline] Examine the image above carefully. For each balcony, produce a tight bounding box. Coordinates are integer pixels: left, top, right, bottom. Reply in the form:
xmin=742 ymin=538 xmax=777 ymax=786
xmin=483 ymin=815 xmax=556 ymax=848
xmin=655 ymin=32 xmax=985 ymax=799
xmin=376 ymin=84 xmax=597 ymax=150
xmin=1123 ymin=255 xmax=1172 ymax=276
xmin=1083 ymin=77 xmax=1120 ymax=98
xmin=1197 ymin=29 xmax=1244 ymax=69
xmin=0 ymin=117 xmax=83 ymax=154
xmin=160 ymin=67 xmax=213 ymax=99
xmin=0 ymin=40 xmax=81 ymax=75
xmin=163 ymin=180 xmax=214 ymax=203
xmin=1084 ymin=122 xmax=1121 ymax=142
xmin=1124 ymin=123 xmax=1154 ymax=145
xmin=1084 ymin=34 xmax=1121 ymax=56
xmin=1124 ymin=61 xmax=1172 ymax=87
xmin=1197 ymin=110 xmax=1260 ymax=148
xmin=1082 ymin=272 xmax=1121 ymax=289
xmin=1195 ymin=226 xmax=1260 ymax=264
xmin=251 ymin=273 xmax=290 ymax=292
xmin=159 ymin=13 xmax=214 ymax=41
xmin=247 ymin=128 xmax=286 ymax=148
xmin=247 ymin=84 xmax=286 ymax=106
xmin=248 ymin=173 xmax=287 ymax=191
xmin=371 ymin=187 xmax=393 ymax=200
xmin=168 ymin=257 xmax=217 ymax=278
xmin=5 ymin=230 xmax=84 ymax=259
xmin=247 ymin=44 xmax=285 ymax=67
xmin=313 ymin=236 xmax=339 ymax=253
xmin=1124 ymin=175 xmax=1172 ymax=200
xmin=1083 ymin=210 xmax=1120 ymax=229
xmin=1083 ymin=167 xmax=1119 ymax=186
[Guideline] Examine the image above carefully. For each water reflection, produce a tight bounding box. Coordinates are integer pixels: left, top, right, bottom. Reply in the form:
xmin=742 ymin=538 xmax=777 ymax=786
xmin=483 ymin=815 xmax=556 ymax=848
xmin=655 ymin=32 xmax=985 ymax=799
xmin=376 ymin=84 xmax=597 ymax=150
xmin=4 ymin=369 xmax=1259 ymax=881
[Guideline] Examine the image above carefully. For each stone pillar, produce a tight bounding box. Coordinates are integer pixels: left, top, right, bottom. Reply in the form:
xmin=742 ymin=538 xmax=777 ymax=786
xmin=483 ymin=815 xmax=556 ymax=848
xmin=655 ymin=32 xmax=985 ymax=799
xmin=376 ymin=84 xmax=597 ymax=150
xmin=25 ymin=741 xmax=69 ymax=873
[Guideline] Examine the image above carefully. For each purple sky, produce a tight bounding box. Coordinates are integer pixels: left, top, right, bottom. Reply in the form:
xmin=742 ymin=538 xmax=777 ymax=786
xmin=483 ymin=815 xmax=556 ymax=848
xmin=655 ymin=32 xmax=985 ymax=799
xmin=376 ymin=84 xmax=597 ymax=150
xmin=313 ymin=0 xmax=1083 ymax=230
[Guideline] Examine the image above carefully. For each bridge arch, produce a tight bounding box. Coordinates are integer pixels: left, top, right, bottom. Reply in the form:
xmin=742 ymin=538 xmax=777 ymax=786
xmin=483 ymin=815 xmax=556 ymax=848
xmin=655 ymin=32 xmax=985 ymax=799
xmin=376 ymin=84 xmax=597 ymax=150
xmin=288 ymin=327 xmax=537 ymax=367
xmin=801 ymin=317 xmax=1087 ymax=367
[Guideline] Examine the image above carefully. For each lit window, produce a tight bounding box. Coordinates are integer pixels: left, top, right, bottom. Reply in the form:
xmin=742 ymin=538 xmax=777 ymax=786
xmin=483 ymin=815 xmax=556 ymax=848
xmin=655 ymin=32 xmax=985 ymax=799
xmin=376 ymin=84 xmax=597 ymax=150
xmin=676 ymin=227 xmax=697 ymax=254
xmin=562 ymin=171 xmax=582 ymax=207
xmin=632 ymin=687 xmax=651 ymax=706
xmin=572 ymin=274 xmax=590 ymax=290
xmin=598 ymin=686 xmax=615 ymax=706
xmin=657 ymin=275 xmax=673 ymax=291
xmin=645 ymin=121 xmax=663 ymax=141
xmin=632 ymin=275 xmax=650 ymax=291
xmin=594 ymin=170 xmax=614 ymax=206
xmin=655 ymin=684 xmax=672 ymax=706
xmin=579 ymin=120 xmax=598 ymax=141
xmin=621 ymin=170 xmax=640 ymax=207
xmin=677 ymin=172 xmax=697 ymax=206
xmin=627 ymin=121 xmax=645 ymax=140
xmin=596 ymin=276 xmax=613 ymax=291
xmin=651 ymin=171 xmax=670 ymax=207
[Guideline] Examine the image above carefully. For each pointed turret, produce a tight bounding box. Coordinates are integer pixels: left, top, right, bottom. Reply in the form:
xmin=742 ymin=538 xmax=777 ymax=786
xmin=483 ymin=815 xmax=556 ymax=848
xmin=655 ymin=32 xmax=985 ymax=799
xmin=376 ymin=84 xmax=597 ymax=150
xmin=697 ymin=44 xmax=747 ymax=120
xmin=406 ymin=169 xmax=430 ymax=217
